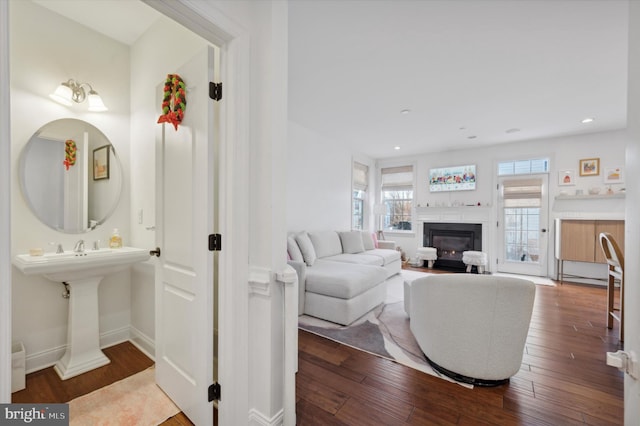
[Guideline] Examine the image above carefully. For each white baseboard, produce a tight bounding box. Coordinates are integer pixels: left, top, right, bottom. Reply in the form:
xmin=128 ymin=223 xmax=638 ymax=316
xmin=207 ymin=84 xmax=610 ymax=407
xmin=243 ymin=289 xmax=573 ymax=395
xmin=24 ymin=326 xmax=155 ymax=374
xmin=100 ymin=326 xmax=130 ymax=349
xmin=249 ymin=408 xmax=284 ymax=426
xmin=25 ymin=345 xmax=66 ymax=374
xmin=129 ymin=326 xmax=155 ymax=361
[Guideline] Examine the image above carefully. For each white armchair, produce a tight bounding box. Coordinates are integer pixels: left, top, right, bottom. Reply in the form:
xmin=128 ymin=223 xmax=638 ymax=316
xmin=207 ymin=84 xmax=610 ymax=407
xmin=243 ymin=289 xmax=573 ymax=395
xmin=409 ymin=274 xmax=536 ymax=386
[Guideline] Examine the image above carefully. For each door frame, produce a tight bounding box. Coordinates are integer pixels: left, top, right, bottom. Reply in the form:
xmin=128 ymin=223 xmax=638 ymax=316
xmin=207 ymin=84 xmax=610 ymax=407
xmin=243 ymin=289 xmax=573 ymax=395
xmin=0 ymin=0 xmax=12 ymax=403
xmin=496 ymin=173 xmax=550 ymax=276
xmin=141 ymin=1 xmax=251 ymax=422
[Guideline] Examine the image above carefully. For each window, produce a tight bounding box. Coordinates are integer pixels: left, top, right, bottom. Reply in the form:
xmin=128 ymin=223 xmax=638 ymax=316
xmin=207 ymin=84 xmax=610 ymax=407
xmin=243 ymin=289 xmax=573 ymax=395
xmin=352 ymin=162 xmax=368 ymax=230
xmin=381 ymin=165 xmax=413 ymax=231
xmin=502 ymin=178 xmax=543 ymax=262
xmin=498 ymin=158 xmax=549 ymax=176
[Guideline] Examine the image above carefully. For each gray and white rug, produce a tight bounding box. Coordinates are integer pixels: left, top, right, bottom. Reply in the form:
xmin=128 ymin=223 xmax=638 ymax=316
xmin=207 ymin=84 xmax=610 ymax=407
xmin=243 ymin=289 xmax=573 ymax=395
xmin=299 ymin=269 xmax=550 ymax=387
xmin=298 ymin=271 xmax=472 ymax=387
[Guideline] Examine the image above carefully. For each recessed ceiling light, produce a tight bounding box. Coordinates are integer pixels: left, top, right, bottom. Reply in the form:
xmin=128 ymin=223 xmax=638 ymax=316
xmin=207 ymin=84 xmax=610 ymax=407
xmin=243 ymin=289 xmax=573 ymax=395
xmin=459 ymin=126 xmax=466 ymax=130
xmin=505 ymin=128 xmax=521 ymax=134
xmin=394 ymin=146 xmax=401 ymax=150
xmin=581 ymin=118 xmax=594 ymax=124
xmin=400 ymin=109 xmax=411 ymax=115
xmin=467 ymin=135 xmax=477 ymax=139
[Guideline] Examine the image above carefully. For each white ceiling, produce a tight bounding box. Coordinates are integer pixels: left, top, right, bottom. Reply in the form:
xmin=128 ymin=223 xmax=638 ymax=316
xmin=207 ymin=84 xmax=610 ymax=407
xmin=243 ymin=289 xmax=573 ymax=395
xmin=288 ymin=0 xmax=629 ymax=159
xmin=32 ymin=0 xmax=159 ymax=46
xmin=30 ymin=0 xmax=629 ymax=160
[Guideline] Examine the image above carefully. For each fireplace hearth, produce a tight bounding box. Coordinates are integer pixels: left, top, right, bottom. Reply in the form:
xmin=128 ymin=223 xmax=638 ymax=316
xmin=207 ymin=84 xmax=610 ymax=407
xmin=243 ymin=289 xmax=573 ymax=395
xmin=423 ymin=222 xmax=482 ymax=271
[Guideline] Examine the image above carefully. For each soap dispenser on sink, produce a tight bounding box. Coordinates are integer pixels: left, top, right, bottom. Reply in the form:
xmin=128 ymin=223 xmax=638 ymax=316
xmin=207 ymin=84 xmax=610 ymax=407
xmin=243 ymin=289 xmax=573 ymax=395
xmin=109 ymin=228 xmax=122 ymax=249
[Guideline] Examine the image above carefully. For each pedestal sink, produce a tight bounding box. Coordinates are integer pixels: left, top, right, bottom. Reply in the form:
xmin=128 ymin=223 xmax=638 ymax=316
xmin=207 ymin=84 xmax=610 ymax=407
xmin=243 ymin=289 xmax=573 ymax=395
xmin=13 ymin=247 xmax=150 ymax=380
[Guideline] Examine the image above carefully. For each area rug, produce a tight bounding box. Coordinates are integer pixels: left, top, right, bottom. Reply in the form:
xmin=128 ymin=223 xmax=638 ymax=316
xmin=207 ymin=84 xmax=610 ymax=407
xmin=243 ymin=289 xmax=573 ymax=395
xmin=299 ymin=269 xmax=552 ymax=388
xmin=68 ymin=367 xmax=179 ymax=426
xmin=298 ymin=271 xmax=473 ymax=388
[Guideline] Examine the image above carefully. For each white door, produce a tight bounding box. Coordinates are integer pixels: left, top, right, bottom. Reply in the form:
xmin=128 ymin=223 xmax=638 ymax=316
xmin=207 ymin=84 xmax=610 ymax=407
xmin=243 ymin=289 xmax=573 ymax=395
xmin=63 ymin=131 xmax=88 ymax=232
xmin=497 ymin=175 xmax=549 ymax=276
xmin=155 ymin=47 xmax=216 ymax=426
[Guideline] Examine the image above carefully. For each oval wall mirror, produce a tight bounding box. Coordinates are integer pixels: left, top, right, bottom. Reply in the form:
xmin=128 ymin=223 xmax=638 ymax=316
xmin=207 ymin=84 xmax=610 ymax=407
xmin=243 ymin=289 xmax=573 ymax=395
xmin=19 ymin=118 xmax=123 ymax=234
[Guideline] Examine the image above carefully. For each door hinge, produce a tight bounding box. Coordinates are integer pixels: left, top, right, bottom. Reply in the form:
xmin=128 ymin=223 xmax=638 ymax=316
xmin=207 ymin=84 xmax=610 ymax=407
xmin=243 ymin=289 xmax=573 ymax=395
xmin=209 ymin=82 xmax=222 ymax=101
xmin=209 ymin=234 xmax=222 ymax=251
xmin=208 ymin=382 xmax=221 ymax=401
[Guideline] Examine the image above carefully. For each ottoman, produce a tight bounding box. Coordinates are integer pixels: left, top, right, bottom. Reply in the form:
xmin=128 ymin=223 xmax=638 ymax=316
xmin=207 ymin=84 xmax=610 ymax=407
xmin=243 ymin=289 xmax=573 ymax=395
xmin=462 ymin=250 xmax=487 ymax=274
xmin=416 ymin=247 xmax=437 ymax=268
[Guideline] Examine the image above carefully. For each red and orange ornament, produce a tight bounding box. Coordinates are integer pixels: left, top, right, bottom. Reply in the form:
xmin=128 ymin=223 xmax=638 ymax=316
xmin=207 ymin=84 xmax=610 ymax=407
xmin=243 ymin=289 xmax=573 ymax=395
xmin=157 ymin=74 xmax=187 ymax=131
xmin=63 ymin=139 xmax=76 ymax=170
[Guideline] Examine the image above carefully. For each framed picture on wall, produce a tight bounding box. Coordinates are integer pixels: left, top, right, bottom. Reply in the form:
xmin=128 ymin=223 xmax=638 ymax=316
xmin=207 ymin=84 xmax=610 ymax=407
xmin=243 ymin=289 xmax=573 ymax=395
xmin=604 ymin=166 xmax=624 ymax=184
xmin=558 ymin=170 xmax=575 ymax=186
xmin=579 ymin=158 xmax=599 ymax=176
xmin=93 ymin=145 xmax=110 ymax=180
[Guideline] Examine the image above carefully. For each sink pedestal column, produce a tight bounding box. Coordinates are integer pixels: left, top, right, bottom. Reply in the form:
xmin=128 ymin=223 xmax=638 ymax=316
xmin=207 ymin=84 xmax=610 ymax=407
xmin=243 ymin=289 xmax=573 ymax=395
xmin=54 ymin=276 xmax=110 ymax=380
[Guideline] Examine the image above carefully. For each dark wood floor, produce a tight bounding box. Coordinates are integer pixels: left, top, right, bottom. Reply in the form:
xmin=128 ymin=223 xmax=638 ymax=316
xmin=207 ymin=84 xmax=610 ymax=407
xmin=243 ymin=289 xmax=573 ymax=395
xmin=11 ymin=341 xmax=193 ymax=425
xmin=296 ymin=268 xmax=624 ymax=425
xmin=12 ymin=270 xmax=624 ymax=425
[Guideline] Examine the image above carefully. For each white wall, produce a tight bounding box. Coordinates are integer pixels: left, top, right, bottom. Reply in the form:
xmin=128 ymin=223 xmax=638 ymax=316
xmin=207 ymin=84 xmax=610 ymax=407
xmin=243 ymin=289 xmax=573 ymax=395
xmin=287 ymin=114 xmax=626 ymax=282
xmin=624 ymin=0 xmax=640 ymax=422
xmin=9 ymin=0 xmax=133 ymax=372
xmin=405 ymin=129 xmax=627 ymax=280
xmin=288 ymin=121 xmax=377 ymax=232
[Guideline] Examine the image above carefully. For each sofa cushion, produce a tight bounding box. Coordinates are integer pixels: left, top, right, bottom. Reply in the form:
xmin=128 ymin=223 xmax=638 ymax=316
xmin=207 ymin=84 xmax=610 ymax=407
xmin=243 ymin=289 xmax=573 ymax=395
xmin=308 ymin=231 xmax=343 ymax=258
xmin=295 ymin=232 xmax=317 ymax=266
xmin=339 ymin=231 xmax=365 ymax=254
xmin=361 ymin=231 xmax=376 ymax=250
xmin=305 ymin=259 xmax=386 ymax=299
xmin=322 ymin=253 xmax=383 ymax=266
xmin=287 ymin=236 xmax=304 ymax=262
xmin=372 ymin=232 xmax=379 ymax=248
xmin=364 ymin=248 xmax=401 ymax=265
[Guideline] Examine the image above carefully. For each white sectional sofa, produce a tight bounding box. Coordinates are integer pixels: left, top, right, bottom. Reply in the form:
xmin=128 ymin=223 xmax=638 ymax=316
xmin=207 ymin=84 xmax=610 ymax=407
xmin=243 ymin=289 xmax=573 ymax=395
xmin=287 ymin=230 xmax=401 ymax=325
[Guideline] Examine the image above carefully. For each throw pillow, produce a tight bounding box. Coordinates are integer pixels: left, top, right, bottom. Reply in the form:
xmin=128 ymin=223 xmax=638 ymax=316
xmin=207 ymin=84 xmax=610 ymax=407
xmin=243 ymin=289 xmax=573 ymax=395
xmin=295 ymin=232 xmax=317 ymax=266
xmin=287 ymin=236 xmax=304 ymax=262
xmin=361 ymin=231 xmax=375 ymax=250
xmin=372 ymin=232 xmax=379 ymax=248
xmin=339 ymin=231 xmax=365 ymax=254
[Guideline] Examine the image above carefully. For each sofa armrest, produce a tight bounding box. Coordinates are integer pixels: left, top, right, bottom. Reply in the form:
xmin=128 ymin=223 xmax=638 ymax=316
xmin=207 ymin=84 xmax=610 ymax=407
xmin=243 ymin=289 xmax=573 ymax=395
xmin=378 ymin=240 xmax=396 ymax=250
xmin=287 ymin=260 xmax=307 ymax=315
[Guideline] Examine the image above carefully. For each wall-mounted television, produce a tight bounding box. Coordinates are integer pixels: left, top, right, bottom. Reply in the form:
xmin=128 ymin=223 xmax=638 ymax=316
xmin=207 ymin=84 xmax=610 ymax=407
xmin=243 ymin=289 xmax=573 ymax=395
xmin=429 ymin=164 xmax=476 ymax=192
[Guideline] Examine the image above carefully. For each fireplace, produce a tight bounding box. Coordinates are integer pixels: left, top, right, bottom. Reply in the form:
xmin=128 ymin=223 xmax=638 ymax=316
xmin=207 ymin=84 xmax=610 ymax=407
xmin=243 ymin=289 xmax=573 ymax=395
xmin=423 ymin=222 xmax=482 ymax=271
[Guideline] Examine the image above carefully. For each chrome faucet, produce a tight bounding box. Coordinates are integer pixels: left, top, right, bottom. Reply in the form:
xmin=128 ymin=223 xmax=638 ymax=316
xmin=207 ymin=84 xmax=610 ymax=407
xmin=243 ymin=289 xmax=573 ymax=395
xmin=73 ymin=240 xmax=85 ymax=253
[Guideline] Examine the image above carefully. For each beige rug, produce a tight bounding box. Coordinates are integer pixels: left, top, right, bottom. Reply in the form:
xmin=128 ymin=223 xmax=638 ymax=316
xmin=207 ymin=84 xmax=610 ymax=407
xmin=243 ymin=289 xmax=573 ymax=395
xmin=68 ymin=367 xmax=180 ymax=426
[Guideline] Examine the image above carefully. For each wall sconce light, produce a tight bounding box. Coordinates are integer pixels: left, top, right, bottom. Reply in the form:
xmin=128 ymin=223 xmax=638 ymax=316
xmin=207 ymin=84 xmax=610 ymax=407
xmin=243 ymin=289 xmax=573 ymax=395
xmin=49 ymin=79 xmax=108 ymax=112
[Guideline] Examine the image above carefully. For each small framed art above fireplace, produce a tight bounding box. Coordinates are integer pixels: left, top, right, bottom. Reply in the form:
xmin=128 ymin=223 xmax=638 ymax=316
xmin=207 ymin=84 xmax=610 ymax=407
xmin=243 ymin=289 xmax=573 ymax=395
xmin=423 ymin=222 xmax=482 ymax=271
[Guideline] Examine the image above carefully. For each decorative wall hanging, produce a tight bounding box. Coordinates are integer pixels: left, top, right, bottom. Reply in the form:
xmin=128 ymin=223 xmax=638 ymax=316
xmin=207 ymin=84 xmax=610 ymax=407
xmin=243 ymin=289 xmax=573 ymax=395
xmin=558 ymin=169 xmax=575 ymax=186
xmin=63 ymin=139 xmax=76 ymax=170
xmin=93 ymin=145 xmax=110 ymax=180
xmin=579 ymin=158 xmax=600 ymax=176
xmin=603 ymin=166 xmax=624 ymax=184
xmin=157 ymin=74 xmax=187 ymax=131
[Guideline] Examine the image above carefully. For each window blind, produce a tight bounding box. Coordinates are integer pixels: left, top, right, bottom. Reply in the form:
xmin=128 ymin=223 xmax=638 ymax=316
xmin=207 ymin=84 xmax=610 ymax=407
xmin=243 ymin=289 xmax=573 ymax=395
xmin=381 ymin=165 xmax=413 ymax=191
xmin=353 ymin=162 xmax=368 ymax=191
xmin=502 ymin=178 xmax=543 ymax=207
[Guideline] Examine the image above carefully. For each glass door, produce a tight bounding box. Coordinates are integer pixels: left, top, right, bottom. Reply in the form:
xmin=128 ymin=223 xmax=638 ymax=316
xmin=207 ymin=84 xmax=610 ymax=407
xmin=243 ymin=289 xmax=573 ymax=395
xmin=497 ymin=175 xmax=549 ymax=276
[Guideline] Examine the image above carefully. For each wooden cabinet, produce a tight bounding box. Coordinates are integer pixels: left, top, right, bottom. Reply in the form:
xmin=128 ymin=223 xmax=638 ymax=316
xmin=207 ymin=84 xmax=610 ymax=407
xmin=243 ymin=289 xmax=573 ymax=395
xmin=593 ymin=221 xmax=625 ymax=263
xmin=555 ymin=219 xmax=624 ymax=282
